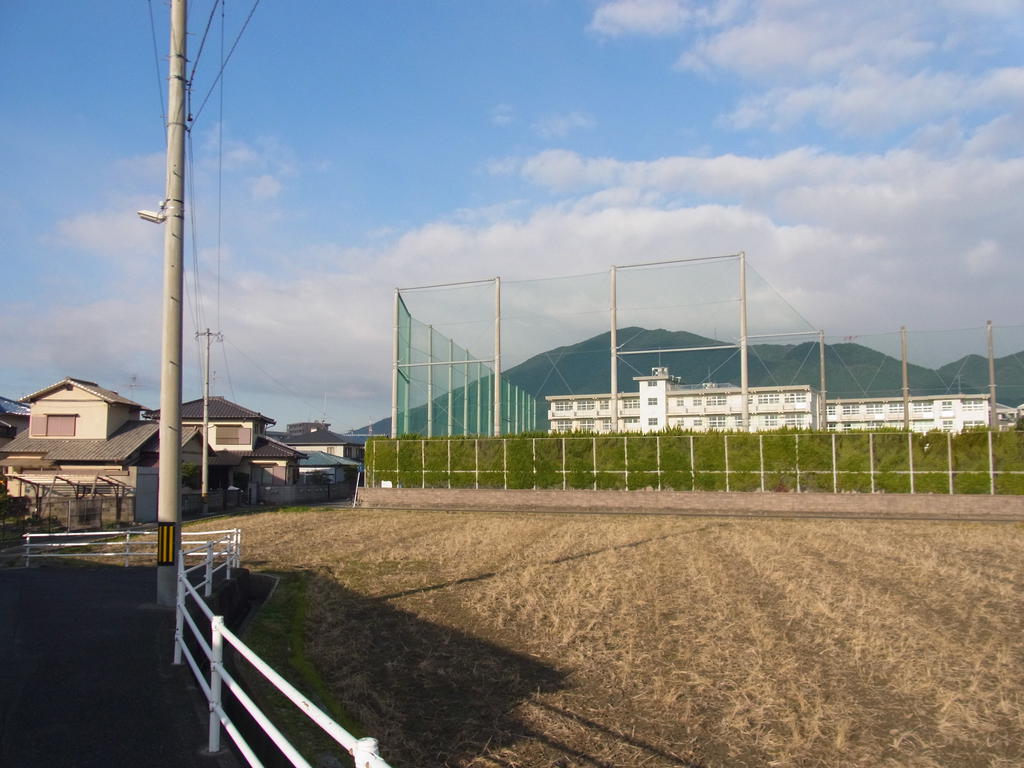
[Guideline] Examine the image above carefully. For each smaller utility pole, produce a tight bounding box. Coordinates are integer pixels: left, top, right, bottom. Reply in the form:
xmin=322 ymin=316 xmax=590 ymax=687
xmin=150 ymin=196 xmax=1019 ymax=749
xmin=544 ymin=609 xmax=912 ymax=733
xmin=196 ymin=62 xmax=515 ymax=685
xmin=197 ymin=328 xmax=223 ymax=515
xmin=987 ymin=320 xmax=997 ymax=430
xmin=900 ymin=326 xmax=910 ymax=431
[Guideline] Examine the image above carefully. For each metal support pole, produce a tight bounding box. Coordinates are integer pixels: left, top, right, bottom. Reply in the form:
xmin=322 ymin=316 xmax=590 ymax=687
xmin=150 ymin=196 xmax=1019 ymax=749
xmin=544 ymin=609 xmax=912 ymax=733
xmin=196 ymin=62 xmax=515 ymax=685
xmin=475 ymin=362 xmax=481 ymax=435
xmin=987 ymin=320 xmax=997 ymax=430
xmin=610 ymin=266 xmax=619 ymax=430
xmin=818 ymin=330 xmax=827 ymax=429
xmin=901 ymin=326 xmax=910 ymax=431
xmin=493 ymin=277 xmax=502 ymax=436
xmin=208 ymin=615 xmax=224 ymax=753
xmin=391 ymin=290 xmax=399 ymax=438
xmin=738 ymin=252 xmax=750 ymax=432
xmin=447 ymin=338 xmax=454 ymax=437
xmin=197 ymin=328 xmax=221 ymax=515
xmin=463 ymin=350 xmax=469 ymax=436
xmin=156 ymin=0 xmax=187 ymax=607
xmin=426 ymin=325 xmax=433 ymax=438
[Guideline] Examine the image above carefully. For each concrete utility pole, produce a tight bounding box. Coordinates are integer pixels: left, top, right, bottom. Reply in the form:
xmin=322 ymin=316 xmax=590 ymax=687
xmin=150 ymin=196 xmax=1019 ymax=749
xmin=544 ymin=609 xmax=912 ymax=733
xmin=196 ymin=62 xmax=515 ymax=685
xmin=818 ymin=330 xmax=827 ymax=428
xmin=197 ymin=328 xmax=222 ymax=515
xmin=156 ymin=0 xmax=187 ymax=607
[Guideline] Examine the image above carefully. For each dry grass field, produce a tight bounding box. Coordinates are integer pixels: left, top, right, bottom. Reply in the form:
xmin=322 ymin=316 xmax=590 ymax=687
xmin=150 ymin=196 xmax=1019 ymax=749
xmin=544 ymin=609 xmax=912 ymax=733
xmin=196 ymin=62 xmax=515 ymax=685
xmin=226 ymin=507 xmax=1023 ymax=768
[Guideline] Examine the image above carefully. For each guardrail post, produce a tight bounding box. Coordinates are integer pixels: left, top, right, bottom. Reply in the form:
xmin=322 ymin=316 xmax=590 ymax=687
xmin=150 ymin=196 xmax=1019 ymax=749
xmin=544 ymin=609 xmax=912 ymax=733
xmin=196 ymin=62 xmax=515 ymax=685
xmin=208 ymin=615 xmax=224 ymax=753
xmin=24 ymin=535 xmax=33 ymax=568
xmin=124 ymin=531 xmax=131 ymax=567
xmin=204 ymin=541 xmax=214 ymax=597
xmin=174 ymin=556 xmax=185 ymax=665
xmin=354 ymin=737 xmax=382 ymax=767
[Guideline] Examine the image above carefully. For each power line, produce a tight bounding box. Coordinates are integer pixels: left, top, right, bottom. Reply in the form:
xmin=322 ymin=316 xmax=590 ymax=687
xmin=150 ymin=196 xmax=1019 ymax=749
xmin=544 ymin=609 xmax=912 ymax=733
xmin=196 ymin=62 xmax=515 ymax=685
xmin=146 ymin=0 xmax=166 ymax=140
xmin=188 ymin=0 xmax=223 ymax=85
xmin=191 ymin=0 xmax=261 ymax=126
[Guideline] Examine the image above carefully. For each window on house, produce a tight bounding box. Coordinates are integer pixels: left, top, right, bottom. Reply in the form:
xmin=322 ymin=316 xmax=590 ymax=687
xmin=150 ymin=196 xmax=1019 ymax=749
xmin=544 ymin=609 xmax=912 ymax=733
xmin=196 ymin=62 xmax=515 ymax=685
xmin=691 ymin=418 xmax=703 ymax=427
xmin=889 ymin=402 xmax=903 ymax=413
xmin=601 ymin=418 xmax=612 ymax=431
xmin=623 ymin=416 xmax=639 ymax=424
xmin=577 ymin=399 xmax=595 ymax=411
xmin=647 ymin=381 xmax=656 ymax=387
xmin=33 ymin=414 xmax=78 ymax=437
xmin=784 ymin=392 xmax=806 ymax=404
xmin=556 ymin=420 xmax=572 ymax=432
xmin=691 ymin=397 xmax=703 ymax=407
xmin=865 ymin=403 xmax=883 ymax=415
xmin=647 ymin=397 xmax=658 ymax=406
xmin=579 ymin=419 xmax=595 ymax=431
xmin=674 ymin=398 xmax=685 ymax=407
xmin=913 ymin=401 xmax=933 ymax=413
xmin=785 ymin=414 xmax=803 ymax=427
xmin=826 ymin=405 xmax=836 ymax=416
xmin=598 ymin=399 xmax=609 ymax=411
xmin=217 ymin=425 xmax=252 ymax=445
xmin=622 ymin=398 xmax=639 ymax=409
xmin=706 ymin=395 xmax=727 ymax=406
xmin=554 ymin=400 xmax=572 ymax=412
xmin=963 ymin=400 xmax=984 ymax=411
xmin=842 ymin=404 xmax=859 ymax=415
xmin=763 ymin=414 xmax=779 ymax=427
xmin=647 ymin=418 xmax=659 ymax=426
xmin=941 ymin=400 xmax=953 ymax=410
xmin=758 ymin=393 xmax=780 ymax=405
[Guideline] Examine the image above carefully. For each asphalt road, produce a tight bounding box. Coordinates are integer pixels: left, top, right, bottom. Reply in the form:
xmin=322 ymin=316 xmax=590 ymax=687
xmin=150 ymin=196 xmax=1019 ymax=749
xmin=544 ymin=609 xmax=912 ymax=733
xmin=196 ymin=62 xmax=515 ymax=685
xmin=0 ymin=566 xmax=239 ymax=767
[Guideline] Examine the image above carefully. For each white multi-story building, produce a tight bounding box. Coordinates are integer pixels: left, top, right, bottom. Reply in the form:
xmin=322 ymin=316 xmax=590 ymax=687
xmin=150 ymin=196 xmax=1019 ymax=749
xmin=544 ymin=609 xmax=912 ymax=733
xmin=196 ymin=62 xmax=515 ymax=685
xmin=546 ymin=367 xmax=822 ymax=434
xmin=826 ymin=394 xmax=991 ymax=433
xmin=546 ymin=367 xmax=994 ymax=434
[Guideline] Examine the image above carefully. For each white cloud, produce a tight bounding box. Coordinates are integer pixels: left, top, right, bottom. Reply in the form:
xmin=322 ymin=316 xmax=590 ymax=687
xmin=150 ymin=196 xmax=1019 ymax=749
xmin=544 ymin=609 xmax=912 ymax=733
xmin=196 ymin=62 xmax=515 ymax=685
xmin=531 ymin=111 xmax=596 ymax=139
xmin=54 ymin=209 xmax=163 ymax=258
xmin=726 ymin=66 xmax=1024 ymax=135
xmin=491 ymin=103 xmax=515 ymax=126
xmin=249 ymin=174 xmax=282 ymax=200
xmin=589 ymin=0 xmax=691 ymax=37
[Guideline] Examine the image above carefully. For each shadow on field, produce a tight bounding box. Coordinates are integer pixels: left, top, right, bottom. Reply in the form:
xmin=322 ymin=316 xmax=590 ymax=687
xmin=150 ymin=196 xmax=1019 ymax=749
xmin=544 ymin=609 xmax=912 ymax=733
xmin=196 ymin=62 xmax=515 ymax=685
xmin=376 ymin=522 xmax=732 ymax=603
xmin=307 ymin=573 xmax=564 ymax=766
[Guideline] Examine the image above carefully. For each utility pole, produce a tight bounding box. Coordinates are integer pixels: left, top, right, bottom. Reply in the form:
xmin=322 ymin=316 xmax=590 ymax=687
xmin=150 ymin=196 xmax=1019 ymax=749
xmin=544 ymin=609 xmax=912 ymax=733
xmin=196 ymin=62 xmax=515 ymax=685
xmin=900 ymin=326 xmax=910 ymax=431
xmin=818 ymin=330 xmax=827 ymax=429
xmin=156 ymin=0 xmax=187 ymax=607
xmin=738 ymin=252 xmax=749 ymax=432
xmin=197 ymin=328 xmax=222 ymax=515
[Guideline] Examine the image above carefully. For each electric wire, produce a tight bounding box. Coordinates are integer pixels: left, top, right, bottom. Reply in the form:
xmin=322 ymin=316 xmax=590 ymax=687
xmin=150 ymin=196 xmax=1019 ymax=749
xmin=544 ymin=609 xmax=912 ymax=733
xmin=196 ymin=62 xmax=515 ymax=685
xmin=146 ymin=0 xmax=167 ymax=139
xmin=224 ymin=337 xmax=323 ymax=415
xmin=191 ymin=0 xmax=261 ymax=126
xmin=187 ymin=0 xmax=223 ymax=85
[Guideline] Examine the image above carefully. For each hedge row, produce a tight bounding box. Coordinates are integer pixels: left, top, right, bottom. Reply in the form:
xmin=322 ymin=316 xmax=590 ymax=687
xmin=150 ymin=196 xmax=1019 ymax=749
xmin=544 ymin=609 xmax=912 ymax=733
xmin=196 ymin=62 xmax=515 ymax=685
xmin=365 ymin=430 xmax=1024 ymax=495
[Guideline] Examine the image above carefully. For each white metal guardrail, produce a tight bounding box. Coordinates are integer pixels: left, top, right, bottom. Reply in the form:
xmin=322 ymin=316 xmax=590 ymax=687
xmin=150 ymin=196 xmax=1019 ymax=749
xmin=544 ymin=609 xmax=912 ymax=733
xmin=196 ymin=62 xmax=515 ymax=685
xmin=174 ymin=533 xmax=393 ymax=768
xmin=22 ymin=528 xmax=242 ymax=568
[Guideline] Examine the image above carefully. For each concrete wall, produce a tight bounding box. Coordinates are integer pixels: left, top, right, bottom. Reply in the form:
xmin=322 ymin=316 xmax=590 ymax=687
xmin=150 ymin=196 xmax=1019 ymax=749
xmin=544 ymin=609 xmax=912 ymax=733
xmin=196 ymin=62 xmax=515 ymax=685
xmin=259 ymin=481 xmax=353 ymax=506
xmin=358 ymin=487 xmax=1024 ymax=521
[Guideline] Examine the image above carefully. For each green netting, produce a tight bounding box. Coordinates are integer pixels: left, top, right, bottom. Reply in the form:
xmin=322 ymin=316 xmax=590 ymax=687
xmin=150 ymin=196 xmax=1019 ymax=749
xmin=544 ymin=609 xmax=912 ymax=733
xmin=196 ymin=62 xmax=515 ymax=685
xmin=395 ymin=287 xmax=538 ymax=436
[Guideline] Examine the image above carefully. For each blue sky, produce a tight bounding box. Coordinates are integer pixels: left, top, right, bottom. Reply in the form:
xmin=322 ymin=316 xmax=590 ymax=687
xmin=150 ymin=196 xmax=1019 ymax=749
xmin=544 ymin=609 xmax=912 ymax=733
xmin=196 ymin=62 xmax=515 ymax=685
xmin=2 ymin=0 xmax=1022 ymax=430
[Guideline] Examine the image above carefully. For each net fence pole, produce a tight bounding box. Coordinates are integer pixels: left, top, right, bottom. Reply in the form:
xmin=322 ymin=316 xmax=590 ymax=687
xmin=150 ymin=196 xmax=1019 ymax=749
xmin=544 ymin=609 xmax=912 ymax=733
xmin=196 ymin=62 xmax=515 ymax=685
xmin=493 ymin=276 xmax=502 ymax=436
xmin=463 ymin=350 xmax=469 ymax=436
xmin=739 ymin=252 xmax=750 ymax=432
xmin=610 ymin=265 xmax=619 ymax=431
xmin=901 ymin=326 xmax=910 ymax=431
xmin=426 ymin=325 xmax=434 ymax=438
xmin=988 ymin=321 xmax=997 ymax=429
xmin=819 ymin=330 xmax=827 ymax=428
xmin=447 ymin=338 xmax=454 ymax=437
xmin=391 ymin=289 xmax=399 ymax=438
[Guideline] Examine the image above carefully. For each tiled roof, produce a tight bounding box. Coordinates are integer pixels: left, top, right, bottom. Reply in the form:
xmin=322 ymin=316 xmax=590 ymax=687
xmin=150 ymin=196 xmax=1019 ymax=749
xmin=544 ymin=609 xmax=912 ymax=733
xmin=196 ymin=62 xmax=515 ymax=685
xmin=280 ymin=428 xmax=357 ymax=446
xmin=20 ymin=378 xmax=146 ymax=408
xmin=151 ymin=397 xmax=275 ymax=424
xmin=298 ymin=450 xmax=361 ymax=468
xmin=226 ymin=436 xmax=304 ymax=460
xmin=0 ymin=396 xmax=29 ymax=415
xmin=0 ymin=421 xmax=159 ymax=463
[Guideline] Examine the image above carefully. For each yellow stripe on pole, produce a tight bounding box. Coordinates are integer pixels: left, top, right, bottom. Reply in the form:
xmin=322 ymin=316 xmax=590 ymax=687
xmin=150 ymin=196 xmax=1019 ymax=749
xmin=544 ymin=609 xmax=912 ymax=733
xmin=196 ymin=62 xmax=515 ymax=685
xmin=157 ymin=522 xmax=175 ymax=565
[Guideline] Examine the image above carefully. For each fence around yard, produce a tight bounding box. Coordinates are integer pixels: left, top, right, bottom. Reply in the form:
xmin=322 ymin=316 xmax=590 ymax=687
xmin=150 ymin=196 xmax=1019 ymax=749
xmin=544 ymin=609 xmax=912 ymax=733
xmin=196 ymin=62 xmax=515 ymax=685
xmin=366 ymin=431 xmax=1024 ymax=495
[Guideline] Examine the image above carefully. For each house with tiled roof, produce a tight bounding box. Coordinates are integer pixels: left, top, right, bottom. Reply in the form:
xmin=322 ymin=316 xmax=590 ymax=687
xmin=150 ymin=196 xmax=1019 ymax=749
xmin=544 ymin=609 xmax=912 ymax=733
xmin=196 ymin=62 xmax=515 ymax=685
xmin=0 ymin=378 xmax=206 ymax=523
xmin=277 ymin=421 xmax=365 ymax=462
xmin=0 ymin=395 xmax=30 ymax=448
xmin=148 ymin=396 xmax=305 ymax=499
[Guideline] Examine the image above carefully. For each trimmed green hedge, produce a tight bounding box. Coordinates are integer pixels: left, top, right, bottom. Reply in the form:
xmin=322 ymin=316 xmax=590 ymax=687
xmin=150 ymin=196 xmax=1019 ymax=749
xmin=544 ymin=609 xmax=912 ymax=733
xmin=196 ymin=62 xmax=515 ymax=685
xmin=364 ymin=430 xmax=1022 ymax=495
